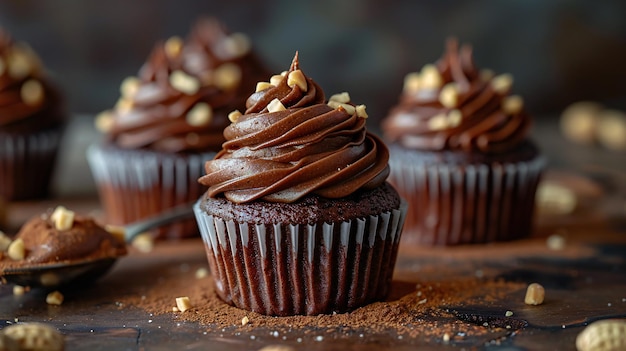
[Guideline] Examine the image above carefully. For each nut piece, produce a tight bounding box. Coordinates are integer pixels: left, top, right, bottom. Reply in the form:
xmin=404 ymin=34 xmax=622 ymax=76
xmin=327 ymin=100 xmax=356 ymax=115
xmin=13 ymin=285 xmax=26 ymax=296
xmin=195 ymin=267 xmax=209 ymax=279
xmin=267 ymin=98 xmax=286 ymax=113
xmin=535 ymin=182 xmax=577 ymax=216
xmin=491 ymin=73 xmax=513 ymax=94
xmin=503 ymin=95 xmax=524 ymax=114
xmin=560 ymin=101 xmax=603 ymax=145
xmin=50 ymin=206 xmax=75 ymax=231
xmin=287 ymin=69 xmax=307 ymax=92
xmin=164 ymin=36 xmax=184 ymax=59
xmin=596 ymin=109 xmax=626 ymax=151
xmin=241 ymin=316 xmax=249 ymax=326
xmin=214 ymin=63 xmax=242 ymax=91
xmin=94 ymin=110 xmax=115 ymax=133
xmin=169 ymin=70 xmax=200 ymax=95
xmin=0 ymin=330 xmax=19 ymax=351
xmin=0 ymin=231 xmax=12 ymax=252
xmin=524 ymin=283 xmax=545 ymax=305
xmin=228 ymin=110 xmax=243 ymax=123
xmin=356 ymin=105 xmax=368 ymax=119
xmin=329 ymin=92 xmax=351 ymax=103
xmin=255 ymin=81 xmax=273 ymax=92
xmin=46 ymin=291 xmax=64 ymax=305
xmin=258 ymin=345 xmax=296 ymax=351
xmin=3 ymin=322 xmax=64 ymax=351
xmin=7 ymin=238 xmax=25 ymax=261
xmin=120 ymin=76 xmax=140 ymax=97
xmin=576 ymin=319 xmax=626 ymax=351
xmin=7 ymin=47 xmax=33 ymax=79
xmin=269 ymin=74 xmax=284 ymax=86
xmin=175 ymin=296 xmax=192 ymax=312
xmin=427 ymin=113 xmax=450 ymax=131
xmin=114 ymin=98 xmax=133 ymax=113
xmin=186 ymin=102 xmax=213 ymax=127
xmin=439 ymin=82 xmax=459 ymax=108
xmin=403 ymin=72 xmax=421 ymax=92
xmin=419 ymin=64 xmax=443 ymax=90
xmin=447 ymin=109 xmax=463 ymax=127
xmin=20 ymin=79 xmax=44 ymax=106
xmin=132 ymin=232 xmax=154 ymax=253
xmin=104 ymin=225 xmax=126 ymax=245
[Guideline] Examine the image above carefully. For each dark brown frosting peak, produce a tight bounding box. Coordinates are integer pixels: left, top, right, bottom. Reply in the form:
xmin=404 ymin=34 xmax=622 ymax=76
xmin=199 ymin=53 xmax=389 ymax=204
xmin=99 ymin=18 xmax=268 ymax=153
xmin=382 ymin=39 xmax=531 ymax=154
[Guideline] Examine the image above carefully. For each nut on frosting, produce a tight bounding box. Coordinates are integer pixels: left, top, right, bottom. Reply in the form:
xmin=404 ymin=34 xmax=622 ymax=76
xmin=199 ymin=52 xmax=389 ymax=204
xmin=382 ymin=38 xmax=531 ymax=153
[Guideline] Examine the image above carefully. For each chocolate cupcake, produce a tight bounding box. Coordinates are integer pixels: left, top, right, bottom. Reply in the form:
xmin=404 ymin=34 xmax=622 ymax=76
xmin=0 ymin=28 xmax=66 ymax=201
xmin=194 ymin=53 xmax=406 ymax=316
xmin=87 ymin=18 xmax=269 ymax=239
xmin=381 ymin=39 xmax=545 ymax=246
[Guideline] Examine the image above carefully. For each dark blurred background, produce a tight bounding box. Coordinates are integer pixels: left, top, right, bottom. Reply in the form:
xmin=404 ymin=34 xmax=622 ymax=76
xmin=1 ymin=0 xmax=625 ymax=196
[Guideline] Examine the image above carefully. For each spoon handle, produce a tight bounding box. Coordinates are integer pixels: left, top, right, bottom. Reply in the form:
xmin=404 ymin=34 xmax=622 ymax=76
xmin=123 ymin=204 xmax=196 ymax=243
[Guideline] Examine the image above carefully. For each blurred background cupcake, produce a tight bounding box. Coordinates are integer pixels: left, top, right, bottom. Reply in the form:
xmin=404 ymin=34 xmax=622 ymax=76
xmin=194 ymin=54 xmax=406 ymax=316
xmin=381 ymin=39 xmax=545 ymax=246
xmin=0 ymin=28 xmax=66 ymax=202
xmin=87 ymin=17 xmax=270 ymax=239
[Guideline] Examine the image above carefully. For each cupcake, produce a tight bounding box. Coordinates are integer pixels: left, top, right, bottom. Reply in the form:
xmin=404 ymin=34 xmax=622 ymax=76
xmin=381 ymin=39 xmax=545 ymax=246
xmin=0 ymin=28 xmax=66 ymax=201
xmin=194 ymin=53 xmax=407 ymax=316
xmin=87 ymin=18 xmax=269 ymax=239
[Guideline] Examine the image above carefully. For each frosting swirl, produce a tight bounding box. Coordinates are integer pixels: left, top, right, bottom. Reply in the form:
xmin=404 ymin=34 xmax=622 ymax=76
xmin=199 ymin=53 xmax=390 ymax=204
xmin=0 ymin=29 xmax=64 ymax=131
xmin=382 ymin=39 xmax=531 ymax=154
xmin=98 ymin=18 xmax=268 ymax=153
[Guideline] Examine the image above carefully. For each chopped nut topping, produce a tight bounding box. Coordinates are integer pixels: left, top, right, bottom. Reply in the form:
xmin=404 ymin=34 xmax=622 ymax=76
xmin=491 ymin=73 xmax=513 ymax=94
xmin=419 ymin=64 xmax=443 ymax=90
xmin=241 ymin=316 xmax=249 ymax=326
xmin=356 ymin=104 xmax=368 ymax=119
xmin=13 ymin=285 xmax=26 ymax=296
xmin=267 ymin=98 xmax=286 ymax=113
xmin=439 ymin=82 xmax=458 ymax=108
xmin=0 ymin=231 xmax=12 ymax=252
xmin=329 ymin=92 xmax=351 ymax=103
xmin=46 ymin=291 xmax=64 ymax=305
xmin=327 ymin=100 xmax=356 ymax=115
xmin=132 ymin=233 xmax=154 ymax=253
xmin=20 ymin=79 xmax=44 ymax=106
xmin=287 ymin=69 xmax=307 ymax=92
xmin=219 ymin=33 xmax=251 ymax=59
xmin=95 ymin=110 xmax=115 ymax=133
xmin=269 ymin=74 xmax=284 ymax=86
xmin=114 ymin=98 xmax=134 ymax=113
xmin=503 ymin=95 xmax=524 ymax=114
xmin=120 ymin=76 xmax=140 ymax=97
xmin=447 ymin=109 xmax=462 ymax=127
xmin=105 ymin=225 xmax=127 ymax=244
xmin=214 ymin=63 xmax=242 ymax=91
xmin=175 ymin=296 xmax=192 ymax=312
xmin=524 ymin=283 xmax=545 ymax=305
xmin=7 ymin=238 xmax=25 ymax=260
xmin=186 ymin=102 xmax=213 ymax=126
xmin=50 ymin=206 xmax=75 ymax=231
xmin=7 ymin=47 xmax=32 ymax=79
xmin=164 ymin=36 xmax=184 ymax=59
xmin=169 ymin=70 xmax=200 ymax=95
xmin=255 ymin=81 xmax=273 ymax=92
xmin=597 ymin=109 xmax=626 ymax=151
xmin=228 ymin=110 xmax=243 ymax=123
xmin=403 ymin=72 xmax=421 ymax=92
xmin=427 ymin=113 xmax=449 ymax=131
xmin=172 ymin=307 xmax=179 ymax=312
xmin=480 ymin=69 xmax=495 ymax=82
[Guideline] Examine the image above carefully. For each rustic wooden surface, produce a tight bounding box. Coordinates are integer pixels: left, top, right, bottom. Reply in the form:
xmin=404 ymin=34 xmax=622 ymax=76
xmin=1 ymin=118 xmax=625 ymax=350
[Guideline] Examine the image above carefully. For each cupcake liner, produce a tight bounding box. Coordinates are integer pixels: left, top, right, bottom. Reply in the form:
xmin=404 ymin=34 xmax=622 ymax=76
xmin=388 ymin=151 xmax=545 ymax=246
xmin=87 ymin=144 xmax=213 ymax=239
xmin=194 ymin=199 xmax=407 ymax=316
xmin=0 ymin=127 xmax=63 ymax=201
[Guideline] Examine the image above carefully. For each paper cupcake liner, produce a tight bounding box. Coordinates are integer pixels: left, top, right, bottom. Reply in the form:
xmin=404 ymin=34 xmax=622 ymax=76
xmin=388 ymin=152 xmax=545 ymax=246
xmin=0 ymin=127 xmax=63 ymax=201
xmin=87 ymin=144 xmax=214 ymax=239
xmin=194 ymin=200 xmax=407 ymax=316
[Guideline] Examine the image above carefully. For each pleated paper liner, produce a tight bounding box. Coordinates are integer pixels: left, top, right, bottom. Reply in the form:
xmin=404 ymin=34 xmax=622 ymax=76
xmin=388 ymin=147 xmax=545 ymax=246
xmin=87 ymin=144 xmax=214 ymax=239
xmin=0 ymin=127 xmax=63 ymax=201
xmin=194 ymin=200 xmax=407 ymax=316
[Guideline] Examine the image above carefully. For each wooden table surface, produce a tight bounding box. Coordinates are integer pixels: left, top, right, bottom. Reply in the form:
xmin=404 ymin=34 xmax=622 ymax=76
xmin=1 ymin=117 xmax=625 ymax=350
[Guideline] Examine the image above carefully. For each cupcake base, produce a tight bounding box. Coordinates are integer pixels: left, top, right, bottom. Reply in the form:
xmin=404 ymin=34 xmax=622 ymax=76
xmin=87 ymin=144 xmax=213 ymax=239
xmin=194 ymin=183 xmax=407 ymax=316
xmin=387 ymin=142 xmax=545 ymax=246
xmin=0 ymin=127 xmax=63 ymax=201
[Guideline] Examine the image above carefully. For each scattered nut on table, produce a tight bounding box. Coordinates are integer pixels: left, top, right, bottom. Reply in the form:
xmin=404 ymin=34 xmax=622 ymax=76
xmin=524 ymin=283 xmax=545 ymax=305
xmin=576 ymin=319 xmax=626 ymax=351
xmin=2 ymin=322 xmax=64 ymax=351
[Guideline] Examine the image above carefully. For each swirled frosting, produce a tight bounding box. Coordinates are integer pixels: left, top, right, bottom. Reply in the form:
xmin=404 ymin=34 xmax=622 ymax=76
xmin=0 ymin=29 xmax=64 ymax=131
xmin=199 ymin=53 xmax=390 ymax=204
xmin=98 ymin=17 xmax=268 ymax=153
xmin=382 ymin=39 xmax=531 ymax=154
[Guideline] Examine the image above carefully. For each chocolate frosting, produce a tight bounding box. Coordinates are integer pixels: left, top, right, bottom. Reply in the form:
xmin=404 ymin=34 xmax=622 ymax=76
xmin=0 ymin=29 xmax=65 ymax=132
xmin=15 ymin=212 xmax=127 ymax=264
xmin=199 ymin=53 xmax=390 ymax=204
xmin=382 ymin=39 xmax=531 ymax=154
xmin=104 ymin=18 xmax=268 ymax=153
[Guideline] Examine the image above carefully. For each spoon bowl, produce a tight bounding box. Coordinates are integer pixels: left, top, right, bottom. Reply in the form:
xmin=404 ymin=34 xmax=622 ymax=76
xmin=0 ymin=204 xmax=195 ymax=288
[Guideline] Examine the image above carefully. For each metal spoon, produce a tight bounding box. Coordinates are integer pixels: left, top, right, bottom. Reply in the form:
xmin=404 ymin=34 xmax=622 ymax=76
xmin=0 ymin=204 xmax=195 ymax=288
